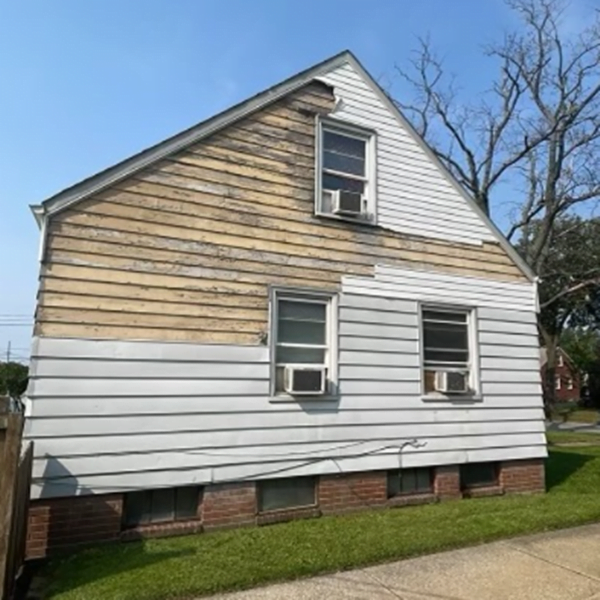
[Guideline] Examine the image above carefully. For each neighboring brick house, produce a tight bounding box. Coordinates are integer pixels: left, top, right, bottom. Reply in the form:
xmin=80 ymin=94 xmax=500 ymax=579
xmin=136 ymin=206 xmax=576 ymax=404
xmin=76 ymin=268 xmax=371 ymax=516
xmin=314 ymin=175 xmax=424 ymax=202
xmin=540 ymin=347 xmax=581 ymax=403
xmin=24 ymin=50 xmax=547 ymax=558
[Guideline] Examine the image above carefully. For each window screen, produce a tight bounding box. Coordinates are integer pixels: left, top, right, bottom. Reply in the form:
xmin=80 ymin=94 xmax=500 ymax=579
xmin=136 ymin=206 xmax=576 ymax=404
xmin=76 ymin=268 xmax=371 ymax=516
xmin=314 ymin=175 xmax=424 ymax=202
xmin=387 ymin=468 xmax=432 ymax=497
xmin=460 ymin=463 xmax=498 ymax=489
xmin=123 ymin=487 xmax=200 ymax=528
xmin=258 ymin=477 xmax=316 ymax=512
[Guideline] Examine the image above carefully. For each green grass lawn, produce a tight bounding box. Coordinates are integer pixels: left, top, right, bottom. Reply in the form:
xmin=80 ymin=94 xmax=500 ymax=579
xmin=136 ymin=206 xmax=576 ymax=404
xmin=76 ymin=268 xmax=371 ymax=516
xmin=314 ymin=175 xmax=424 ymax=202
xmin=551 ymin=407 xmax=599 ymax=424
xmin=546 ymin=430 xmax=600 ymax=445
xmin=43 ymin=444 xmax=600 ymax=600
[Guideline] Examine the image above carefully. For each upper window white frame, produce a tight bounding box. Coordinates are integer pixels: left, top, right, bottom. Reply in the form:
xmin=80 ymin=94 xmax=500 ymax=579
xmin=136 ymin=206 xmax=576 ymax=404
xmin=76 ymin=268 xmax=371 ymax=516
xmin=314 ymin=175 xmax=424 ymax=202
xmin=419 ymin=304 xmax=480 ymax=399
xmin=269 ymin=286 xmax=339 ymax=400
xmin=315 ymin=116 xmax=377 ymax=223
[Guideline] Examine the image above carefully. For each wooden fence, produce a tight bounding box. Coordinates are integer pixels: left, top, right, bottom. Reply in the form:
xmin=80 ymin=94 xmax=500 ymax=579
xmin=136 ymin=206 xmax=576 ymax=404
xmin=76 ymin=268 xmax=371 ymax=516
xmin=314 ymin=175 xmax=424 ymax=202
xmin=0 ymin=397 xmax=32 ymax=600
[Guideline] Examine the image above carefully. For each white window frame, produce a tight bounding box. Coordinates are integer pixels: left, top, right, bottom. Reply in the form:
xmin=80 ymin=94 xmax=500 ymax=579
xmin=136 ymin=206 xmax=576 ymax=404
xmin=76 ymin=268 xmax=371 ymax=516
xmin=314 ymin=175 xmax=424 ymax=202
xmin=555 ymin=375 xmax=562 ymax=390
xmin=419 ymin=304 xmax=480 ymax=399
xmin=269 ymin=286 xmax=338 ymax=400
xmin=315 ymin=116 xmax=377 ymax=223
xmin=558 ymin=354 xmax=564 ymax=367
xmin=567 ymin=377 xmax=574 ymax=391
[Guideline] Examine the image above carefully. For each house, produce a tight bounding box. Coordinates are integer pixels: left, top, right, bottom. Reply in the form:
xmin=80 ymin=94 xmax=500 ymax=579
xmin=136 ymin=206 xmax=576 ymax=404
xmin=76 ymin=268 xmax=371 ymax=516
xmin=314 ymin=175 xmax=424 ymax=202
xmin=540 ymin=347 xmax=581 ymax=403
xmin=24 ymin=51 xmax=546 ymax=557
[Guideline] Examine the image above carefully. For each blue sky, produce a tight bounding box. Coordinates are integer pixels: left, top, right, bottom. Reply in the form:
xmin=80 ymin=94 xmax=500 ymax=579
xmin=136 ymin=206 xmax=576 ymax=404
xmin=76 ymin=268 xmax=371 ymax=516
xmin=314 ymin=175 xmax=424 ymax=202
xmin=0 ymin=0 xmax=587 ymax=357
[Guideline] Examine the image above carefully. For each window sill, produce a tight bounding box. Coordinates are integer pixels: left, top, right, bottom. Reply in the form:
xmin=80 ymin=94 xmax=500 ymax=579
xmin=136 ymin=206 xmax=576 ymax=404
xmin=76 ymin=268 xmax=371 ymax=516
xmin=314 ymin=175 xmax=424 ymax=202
xmin=121 ymin=519 xmax=202 ymax=541
xmin=269 ymin=395 xmax=340 ymax=404
xmin=421 ymin=394 xmax=483 ymax=403
xmin=387 ymin=493 xmax=437 ymax=508
xmin=257 ymin=506 xmax=320 ymax=526
xmin=315 ymin=211 xmax=377 ymax=227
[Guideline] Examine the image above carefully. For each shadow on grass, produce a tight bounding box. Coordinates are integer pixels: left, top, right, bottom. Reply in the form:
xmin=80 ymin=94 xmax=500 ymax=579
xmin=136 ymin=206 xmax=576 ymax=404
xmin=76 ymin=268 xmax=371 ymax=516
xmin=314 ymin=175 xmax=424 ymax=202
xmin=44 ymin=544 xmax=197 ymax=597
xmin=546 ymin=449 xmax=594 ymax=490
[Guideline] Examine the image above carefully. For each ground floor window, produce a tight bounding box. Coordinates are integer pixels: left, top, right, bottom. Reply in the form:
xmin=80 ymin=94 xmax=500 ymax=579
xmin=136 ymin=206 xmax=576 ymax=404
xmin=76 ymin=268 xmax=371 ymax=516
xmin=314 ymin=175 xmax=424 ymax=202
xmin=387 ymin=468 xmax=433 ymax=497
xmin=460 ymin=463 xmax=498 ymax=489
xmin=123 ymin=486 xmax=201 ymax=528
xmin=257 ymin=477 xmax=316 ymax=512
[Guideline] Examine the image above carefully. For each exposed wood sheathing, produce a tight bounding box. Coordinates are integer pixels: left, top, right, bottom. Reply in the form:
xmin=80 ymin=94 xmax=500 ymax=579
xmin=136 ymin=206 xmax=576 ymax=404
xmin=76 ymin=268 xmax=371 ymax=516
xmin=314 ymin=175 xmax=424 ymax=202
xmin=37 ymin=81 xmax=526 ymax=343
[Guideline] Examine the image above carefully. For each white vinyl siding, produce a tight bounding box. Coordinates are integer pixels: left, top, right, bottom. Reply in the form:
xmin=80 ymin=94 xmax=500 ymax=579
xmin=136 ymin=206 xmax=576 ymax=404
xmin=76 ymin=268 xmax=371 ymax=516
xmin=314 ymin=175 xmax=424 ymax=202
xmin=316 ymin=62 xmax=496 ymax=246
xmin=26 ymin=270 xmax=545 ymax=499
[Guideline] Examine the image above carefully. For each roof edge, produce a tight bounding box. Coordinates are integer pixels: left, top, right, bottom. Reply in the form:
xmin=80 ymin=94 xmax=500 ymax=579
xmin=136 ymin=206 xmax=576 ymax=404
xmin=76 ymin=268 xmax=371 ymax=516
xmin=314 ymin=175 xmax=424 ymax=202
xmin=342 ymin=53 xmax=536 ymax=282
xmin=37 ymin=50 xmax=353 ymax=219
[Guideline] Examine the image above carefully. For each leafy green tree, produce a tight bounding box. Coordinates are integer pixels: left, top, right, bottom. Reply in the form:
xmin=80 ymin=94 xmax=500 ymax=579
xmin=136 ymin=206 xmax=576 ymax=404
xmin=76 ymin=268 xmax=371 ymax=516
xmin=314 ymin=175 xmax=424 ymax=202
xmin=0 ymin=361 xmax=29 ymax=398
xmin=561 ymin=328 xmax=600 ymax=407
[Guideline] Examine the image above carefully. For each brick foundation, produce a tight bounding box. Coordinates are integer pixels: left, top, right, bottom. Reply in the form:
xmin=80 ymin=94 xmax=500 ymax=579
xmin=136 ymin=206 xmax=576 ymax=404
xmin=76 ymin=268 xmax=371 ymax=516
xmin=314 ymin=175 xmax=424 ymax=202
xmin=319 ymin=471 xmax=387 ymax=514
xmin=500 ymin=459 xmax=546 ymax=494
xmin=26 ymin=458 xmax=545 ymax=558
xmin=27 ymin=494 xmax=123 ymax=558
xmin=434 ymin=465 xmax=461 ymax=499
xmin=202 ymin=482 xmax=256 ymax=530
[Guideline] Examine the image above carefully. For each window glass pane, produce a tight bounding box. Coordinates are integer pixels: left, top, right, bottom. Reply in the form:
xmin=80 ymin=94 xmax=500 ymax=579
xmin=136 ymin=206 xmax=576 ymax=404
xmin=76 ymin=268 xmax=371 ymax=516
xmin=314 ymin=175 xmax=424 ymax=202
xmin=387 ymin=472 xmax=400 ymax=498
xmin=424 ymin=322 xmax=468 ymax=351
xmin=124 ymin=491 xmax=151 ymax=527
xmin=278 ymin=320 xmax=325 ymax=345
xmin=400 ymin=469 xmax=417 ymax=493
xmin=423 ymin=310 xmax=467 ymax=323
xmin=323 ymin=173 xmax=364 ymax=194
xmin=461 ymin=463 xmax=498 ymax=488
xmin=424 ymin=349 xmax=469 ymax=364
xmin=150 ymin=488 xmax=175 ymax=523
xmin=279 ymin=300 xmax=326 ymax=322
xmin=323 ymin=151 xmax=364 ymax=176
xmin=276 ymin=346 xmax=325 ymax=364
xmin=258 ymin=477 xmax=316 ymax=512
xmin=416 ymin=468 xmax=432 ymax=491
xmin=388 ymin=469 xmax=432 ymax=497
xmin=175 ymin=487 xmax=199 ymax=520
xmin=323 ymin=131 xmax=365 ymax=158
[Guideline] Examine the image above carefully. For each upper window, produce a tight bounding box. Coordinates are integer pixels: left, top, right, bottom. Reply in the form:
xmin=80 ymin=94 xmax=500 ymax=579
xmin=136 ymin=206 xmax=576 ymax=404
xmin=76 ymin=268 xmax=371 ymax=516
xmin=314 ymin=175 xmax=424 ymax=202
xmin=316 ymin=119 xmax=375 ymax=222
xmin=422 ymin=307 xmax=476 ymax=396
xmin=558 ymin=354 xmax=564 ymax=367
xmin=271 ymin=289 xmax=337 ymax=397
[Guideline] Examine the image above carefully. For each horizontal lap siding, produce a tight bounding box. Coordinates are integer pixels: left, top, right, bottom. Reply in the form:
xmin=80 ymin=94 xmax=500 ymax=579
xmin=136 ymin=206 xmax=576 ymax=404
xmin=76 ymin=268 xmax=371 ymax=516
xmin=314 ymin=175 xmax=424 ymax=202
xmin=28 ymin=281 xmax=545 ymax=497
xmin=317 ymin=63 xmax=495 ymax=246
xmin=38 ymin=79 xmax=525 ymax=343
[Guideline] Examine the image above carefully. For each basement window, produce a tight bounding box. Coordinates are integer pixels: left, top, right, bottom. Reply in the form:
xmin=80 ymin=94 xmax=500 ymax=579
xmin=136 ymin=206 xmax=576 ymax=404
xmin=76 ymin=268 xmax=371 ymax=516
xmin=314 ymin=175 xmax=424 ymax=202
xmin=387 ymin=468 xmax=433 ymax=497
xmin=316 ymin=118 xmax=376 ymax=222
xmin=258 ymin=477 xmax=316 ymax=512
xmin=123 ymin=487 xmax=201 ymax=528
xmin=460 ymin=463 xmax=498 ymax=490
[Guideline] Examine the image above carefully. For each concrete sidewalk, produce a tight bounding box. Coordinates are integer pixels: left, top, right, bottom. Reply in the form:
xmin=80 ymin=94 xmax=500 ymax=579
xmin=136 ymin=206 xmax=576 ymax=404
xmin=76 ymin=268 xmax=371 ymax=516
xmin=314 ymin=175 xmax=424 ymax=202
xmin=208 ymin=523 xmax=600 ymax=600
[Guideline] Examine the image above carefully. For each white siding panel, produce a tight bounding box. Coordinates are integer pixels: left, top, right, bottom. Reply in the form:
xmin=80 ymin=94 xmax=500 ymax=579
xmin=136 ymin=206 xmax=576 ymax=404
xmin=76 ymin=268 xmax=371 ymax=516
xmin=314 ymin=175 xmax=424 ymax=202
xmin=317 ymin=63 xmax=495 ymax=246
xmin=27 ymin=280 xmax=545 ymax=498
xmin=343 ymin=264 xmax=536 ymax=312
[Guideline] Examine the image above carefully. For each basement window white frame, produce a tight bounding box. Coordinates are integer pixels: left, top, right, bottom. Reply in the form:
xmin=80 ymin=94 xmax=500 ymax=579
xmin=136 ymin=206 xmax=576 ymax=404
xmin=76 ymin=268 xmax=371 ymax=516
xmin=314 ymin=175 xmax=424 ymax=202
xmin=315 ymin=117 xmax=377 ymax=223
xmin=269 ymin=287 xmax=338 ymax=399
xmin=420 ymin=305 xmax=479 ymax=398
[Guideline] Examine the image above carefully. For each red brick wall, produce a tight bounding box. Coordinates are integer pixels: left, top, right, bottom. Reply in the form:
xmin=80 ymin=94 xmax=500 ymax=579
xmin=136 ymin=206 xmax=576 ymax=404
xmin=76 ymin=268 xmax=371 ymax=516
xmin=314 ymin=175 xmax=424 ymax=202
xmin=202 ymin=482 xmax=256 ymax=530
xmin=26 ymin=458 xmax=545 ymax=558
xmin=27 ymin=494 xmax=122 ymax=558
xmin=319 ymin=471 xmax=387 ymax=514
xmin=434 ymin=465 xmax=461 ymax=499
xmin=500 ymin=459 xmax=546 ymax=494
xmin=542 ymin=349 xmax=581 ymax=402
